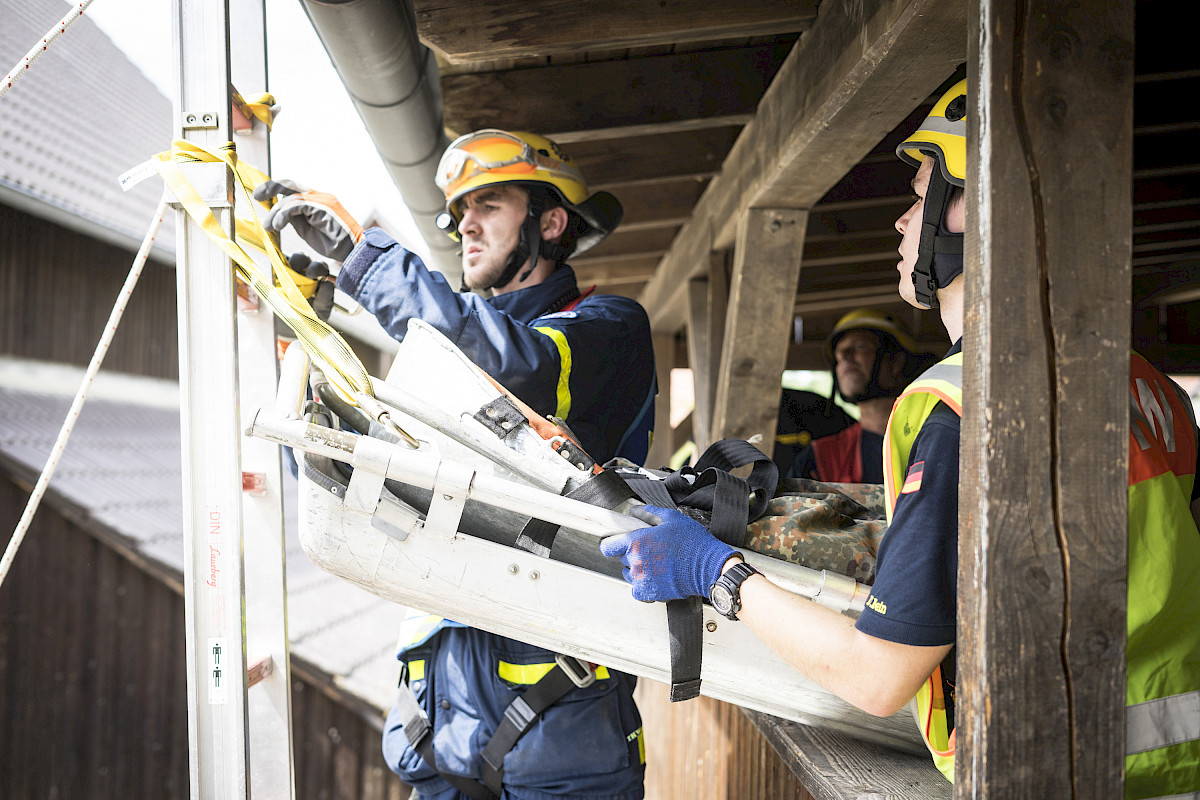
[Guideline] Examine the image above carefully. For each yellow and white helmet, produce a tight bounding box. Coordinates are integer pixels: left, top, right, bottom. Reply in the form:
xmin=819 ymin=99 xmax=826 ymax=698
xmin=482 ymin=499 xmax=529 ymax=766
xmin=896 ymin=79 xmax=967 ymax=188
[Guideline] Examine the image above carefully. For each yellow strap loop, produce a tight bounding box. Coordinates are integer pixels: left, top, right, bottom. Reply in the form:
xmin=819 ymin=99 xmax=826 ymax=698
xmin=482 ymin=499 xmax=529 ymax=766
xmin=153 ymin=139 xmax=368 ymax=405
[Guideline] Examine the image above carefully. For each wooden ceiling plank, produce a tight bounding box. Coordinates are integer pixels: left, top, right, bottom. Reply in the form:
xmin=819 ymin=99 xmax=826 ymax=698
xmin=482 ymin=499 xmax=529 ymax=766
xmin=440 ymin=44 xmax=788 ymax=137
xmin=416 ymin=0 xmax=815 ymax=64
xmin=568 ymin=128 xmax=738 ymax=186
xmin=639 ymin=0 xmax=968 ymax=332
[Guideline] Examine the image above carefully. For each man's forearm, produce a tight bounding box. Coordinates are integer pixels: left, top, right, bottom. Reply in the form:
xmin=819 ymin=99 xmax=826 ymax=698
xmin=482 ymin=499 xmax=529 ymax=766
xmin=733 ymin=560 xmax=951 ymax=717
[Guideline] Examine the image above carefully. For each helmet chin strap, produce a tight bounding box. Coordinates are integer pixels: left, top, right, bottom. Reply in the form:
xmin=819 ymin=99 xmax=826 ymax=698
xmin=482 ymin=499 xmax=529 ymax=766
xmin=911 ymin=166 xmax=965 ymax=309
xmin=486 ymin=194 xmax=571 ymax=292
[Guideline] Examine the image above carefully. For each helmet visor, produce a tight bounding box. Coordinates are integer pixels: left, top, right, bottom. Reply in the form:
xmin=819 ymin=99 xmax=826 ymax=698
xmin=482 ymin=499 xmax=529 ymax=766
xmin=436 ymin=130 xmax=540 ymax=197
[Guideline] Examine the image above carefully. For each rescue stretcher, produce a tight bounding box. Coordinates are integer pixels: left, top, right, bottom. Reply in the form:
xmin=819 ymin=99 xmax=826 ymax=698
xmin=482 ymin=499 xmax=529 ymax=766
xmin=247 ymin=319 xmax=924 ymax=754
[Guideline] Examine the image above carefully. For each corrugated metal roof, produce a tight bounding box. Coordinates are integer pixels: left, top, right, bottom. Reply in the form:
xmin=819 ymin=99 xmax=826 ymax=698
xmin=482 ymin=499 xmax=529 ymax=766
xmin=0 ymin=380 xmax=405 ymax=714
xmin=0 ymin=0 xmax=175 ymax=259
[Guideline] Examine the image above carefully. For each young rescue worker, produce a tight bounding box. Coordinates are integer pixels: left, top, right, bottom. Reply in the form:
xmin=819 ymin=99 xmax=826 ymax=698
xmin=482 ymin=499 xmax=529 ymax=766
xmin=600 ymin=80 xmax=1200 ymax=797
xmin=788 ymin=309 xmax=929 ymax=483
xmin=258 ymin=130 xmax=653 ymax=800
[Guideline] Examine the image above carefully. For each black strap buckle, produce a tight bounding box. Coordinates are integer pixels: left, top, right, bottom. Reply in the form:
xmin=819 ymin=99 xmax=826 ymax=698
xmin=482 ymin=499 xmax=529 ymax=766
xmin=555 ymin=654 xmax=596 ymax=689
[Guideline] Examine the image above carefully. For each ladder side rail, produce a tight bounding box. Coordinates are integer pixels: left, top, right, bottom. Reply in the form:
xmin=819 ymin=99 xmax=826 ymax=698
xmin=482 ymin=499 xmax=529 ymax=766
xmin=173 ymin=1 xmax=252 ymax=797
xmin=229 ymin=0 xmax=297 ymax=797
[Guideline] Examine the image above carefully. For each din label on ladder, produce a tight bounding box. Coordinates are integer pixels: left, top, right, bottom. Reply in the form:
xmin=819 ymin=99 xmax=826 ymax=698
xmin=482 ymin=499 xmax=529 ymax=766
xmin=209 ymin=637 xmax=229 ymax=704
xmin=207 ymin=506 xmax=228 ymax=632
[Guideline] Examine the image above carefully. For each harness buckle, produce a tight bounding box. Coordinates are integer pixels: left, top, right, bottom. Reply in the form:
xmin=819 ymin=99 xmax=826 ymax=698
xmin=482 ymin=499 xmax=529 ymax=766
xmin=555 ymin=654 xmax=596 ymax=689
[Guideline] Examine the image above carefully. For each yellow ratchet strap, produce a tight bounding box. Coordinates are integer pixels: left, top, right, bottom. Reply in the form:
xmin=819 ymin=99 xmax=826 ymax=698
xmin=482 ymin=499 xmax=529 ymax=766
xmin=232 ymin=90 xmax=279 ymax=131
xmin=152 ymin=140 xmax=403 ymax=440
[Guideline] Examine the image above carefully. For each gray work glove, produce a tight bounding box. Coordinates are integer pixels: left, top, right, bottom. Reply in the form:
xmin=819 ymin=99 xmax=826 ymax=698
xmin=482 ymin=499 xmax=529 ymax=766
xmin=253 ymin=179 xmax=364 ymax=262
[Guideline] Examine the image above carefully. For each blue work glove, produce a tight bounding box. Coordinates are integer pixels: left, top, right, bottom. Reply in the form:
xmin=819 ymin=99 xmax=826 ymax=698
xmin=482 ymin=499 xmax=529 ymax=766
xmin=253 ymin=179 xmax=365 ymax=261
xmin=600 ymin=505 xmax=738 ymax=603
xmin=286 ymin=252 xmax=335 ymax=322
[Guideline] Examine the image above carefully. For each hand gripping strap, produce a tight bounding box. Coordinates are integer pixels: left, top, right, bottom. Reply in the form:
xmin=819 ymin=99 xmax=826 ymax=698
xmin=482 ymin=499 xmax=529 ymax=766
xmin=617 ymin=439 xmax=778 ymax=702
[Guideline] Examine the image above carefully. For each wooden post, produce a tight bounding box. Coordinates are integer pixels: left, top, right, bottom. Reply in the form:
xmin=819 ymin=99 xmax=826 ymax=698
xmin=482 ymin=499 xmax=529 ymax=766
xmin=712 ymin=208 xmax=806 ymax=444
xmin=686 ymin=253 xmax=730 ymax=452
xmin=646 ymin=331 xmax=676 ymax=469
xmin=959 ymin=0 xmax=1133 ymax=795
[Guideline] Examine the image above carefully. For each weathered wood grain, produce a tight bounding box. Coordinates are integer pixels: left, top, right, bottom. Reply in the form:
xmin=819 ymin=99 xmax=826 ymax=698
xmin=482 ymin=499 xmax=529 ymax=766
xmin=417 ymin=0 xmax=816 ymax=63
xmin=712 ymin=207 xmax=806 ymax=443
xmin=958 ymin=0 xmax=1134 ymax=795
xmin=441 ymin=43 xmax=790 ymax=137
xmin=639 ymin=0 xmax=969 ymax=333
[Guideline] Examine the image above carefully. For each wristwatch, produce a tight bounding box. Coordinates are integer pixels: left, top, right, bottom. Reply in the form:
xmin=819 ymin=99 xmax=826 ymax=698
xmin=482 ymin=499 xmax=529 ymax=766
xmin=708 ymin=561 xmax=760 ymax=621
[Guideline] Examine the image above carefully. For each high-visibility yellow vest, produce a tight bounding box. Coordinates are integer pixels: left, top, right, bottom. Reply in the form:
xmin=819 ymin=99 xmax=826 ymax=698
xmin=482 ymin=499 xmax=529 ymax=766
xmin=883 ymin=351 xmax=1200 ymax=798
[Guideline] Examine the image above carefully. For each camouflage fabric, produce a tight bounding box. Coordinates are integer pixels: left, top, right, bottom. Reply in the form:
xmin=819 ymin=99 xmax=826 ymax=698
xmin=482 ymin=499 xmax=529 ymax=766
xmin=745 ymin=477 xmax=888 ymax=584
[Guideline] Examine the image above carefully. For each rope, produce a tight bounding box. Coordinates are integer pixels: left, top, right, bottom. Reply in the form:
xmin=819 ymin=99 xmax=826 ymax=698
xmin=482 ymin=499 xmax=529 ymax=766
xmin=0 ymin=196 xmax=168 ymax=591
xmin=1 ymin=1 xmax=99 ymax=101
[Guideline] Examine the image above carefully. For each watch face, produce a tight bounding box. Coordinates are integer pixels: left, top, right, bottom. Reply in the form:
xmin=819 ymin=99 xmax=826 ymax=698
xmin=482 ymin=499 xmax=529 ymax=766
xmin=710 ymin=584 xmax=734 ymax=615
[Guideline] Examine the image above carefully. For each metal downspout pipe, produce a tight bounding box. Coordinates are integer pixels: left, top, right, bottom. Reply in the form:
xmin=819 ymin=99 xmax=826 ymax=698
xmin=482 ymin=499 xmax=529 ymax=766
xmin=298 ymin=0 xmax=460 ymax=285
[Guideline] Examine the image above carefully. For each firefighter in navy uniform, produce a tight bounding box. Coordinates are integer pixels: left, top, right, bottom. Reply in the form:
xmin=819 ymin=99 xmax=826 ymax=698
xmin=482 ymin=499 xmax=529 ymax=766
xmin=600 ymin=79 xmax=1200 ymax=798
xmin=259 ymin=130 xmax=652 ymax=799
xmin=788 ymin=309 xmax=930 ymax=484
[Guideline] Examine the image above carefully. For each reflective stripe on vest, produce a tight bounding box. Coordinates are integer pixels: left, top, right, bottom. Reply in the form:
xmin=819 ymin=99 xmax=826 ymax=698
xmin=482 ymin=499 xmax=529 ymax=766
xmin=886 ymin=351 xmax=1200 ymax=795
xmin=883 ymin=352 xmax=963 ymax=524
xmin=1125 ymin=353 xmax=1200 ymax=799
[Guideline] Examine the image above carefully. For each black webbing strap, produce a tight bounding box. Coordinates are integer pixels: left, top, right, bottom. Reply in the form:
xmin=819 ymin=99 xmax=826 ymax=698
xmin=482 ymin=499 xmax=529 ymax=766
xmin=480 ymin=657 xmax=596 ymax=794
xmin=617 ymin=439 xmax=779 ymax=702
xmin=911 ymin=166 xmax=962 ymax=309
xmin=394 ymin=681 xmax=498 ymax=800
xmin=666 ymin=597 xmax=704 ymax=700
xmin=514 ymin=468 xmax=634 ymax=556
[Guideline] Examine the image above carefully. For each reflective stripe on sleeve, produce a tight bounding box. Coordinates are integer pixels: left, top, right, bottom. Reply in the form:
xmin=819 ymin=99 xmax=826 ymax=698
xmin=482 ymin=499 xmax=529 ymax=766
xmin=534 ymin=326 xmax=573 ymax=420
xmin=1127 ymin=688 xmax=1200 ymax=755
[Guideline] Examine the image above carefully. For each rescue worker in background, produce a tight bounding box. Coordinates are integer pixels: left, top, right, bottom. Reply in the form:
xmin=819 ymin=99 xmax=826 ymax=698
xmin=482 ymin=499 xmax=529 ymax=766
xmin=258 ymin=129 xmax=652 ymax=800
xmin=599 ymin=78 xmax=1200 ymax=797
xmin=788 ymin=309 xmax=930 ymax=484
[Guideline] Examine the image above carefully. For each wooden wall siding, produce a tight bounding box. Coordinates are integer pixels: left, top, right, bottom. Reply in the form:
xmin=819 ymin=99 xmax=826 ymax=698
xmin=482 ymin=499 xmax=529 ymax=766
xmin=0 ymin=476 xmax=190 ymax=799
xmin=635 ymin=680 xmax=814 ymax=800
xmin=1 ymin=206 xmax=179 ymax=380
xmin=0 ymin=475 xmax=410 ymax=800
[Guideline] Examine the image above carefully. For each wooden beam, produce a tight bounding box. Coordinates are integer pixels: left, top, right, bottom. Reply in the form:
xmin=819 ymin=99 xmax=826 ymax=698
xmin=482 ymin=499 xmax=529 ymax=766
xmin=585 ymin=227 xmax=679 ymax=261
xmin=570 ymin=255 xmax=661 ymax=287
xmin=639 ymin=0 xmax=968 ymax=333
xmin=711 ymin=208 xmax=805 ymax=443
xmin=684 ymin=253 xmax=728 ymax=452
xmin=440 ymin=43 xmax=791 ymax=138
xmin=686 ymin=278 xmax=713 ymax=450
xmin=416 ymin=0 xmax=816 ymax=64
xmin=569 ymin=128 xmax=739 ymax=189
xmin=614 ymin=178 xmax=706 ymax=231
xmin=957 ymin=0 xmax=1134 ymax=794
xmin=646 ymin=332 xmax=677 ymax=469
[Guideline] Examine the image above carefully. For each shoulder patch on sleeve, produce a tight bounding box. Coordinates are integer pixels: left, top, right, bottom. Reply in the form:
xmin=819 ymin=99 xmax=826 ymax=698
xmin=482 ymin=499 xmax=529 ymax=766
xmin=536 ymin=310 xmax=579 ymax=321
xmin=900 ymin=461 xmax=925 ymax=494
